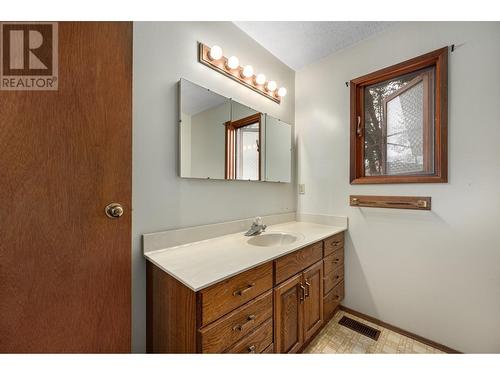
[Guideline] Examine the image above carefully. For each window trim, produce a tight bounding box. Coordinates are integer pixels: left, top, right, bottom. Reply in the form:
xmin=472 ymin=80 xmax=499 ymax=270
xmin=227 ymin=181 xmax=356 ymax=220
xmin=225 ymin=112 xmax=262 ymax=180
xmin=349 ymin=47 xmax=448 ymax=184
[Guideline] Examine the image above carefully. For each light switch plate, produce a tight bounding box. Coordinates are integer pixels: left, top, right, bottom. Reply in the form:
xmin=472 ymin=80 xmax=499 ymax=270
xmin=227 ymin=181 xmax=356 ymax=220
xmin=298 ymin=184 xmax=306 ymax=194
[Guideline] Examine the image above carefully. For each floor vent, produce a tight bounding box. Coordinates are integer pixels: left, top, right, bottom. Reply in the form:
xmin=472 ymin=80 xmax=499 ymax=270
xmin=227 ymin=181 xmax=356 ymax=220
xmin=338 ymin=316 xmax=381 ymax=341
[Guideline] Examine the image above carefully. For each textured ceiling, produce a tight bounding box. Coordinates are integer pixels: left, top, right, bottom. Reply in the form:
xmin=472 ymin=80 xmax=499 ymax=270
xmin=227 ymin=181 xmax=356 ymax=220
xmin=233 ymin=22 xmax=395 ymax=70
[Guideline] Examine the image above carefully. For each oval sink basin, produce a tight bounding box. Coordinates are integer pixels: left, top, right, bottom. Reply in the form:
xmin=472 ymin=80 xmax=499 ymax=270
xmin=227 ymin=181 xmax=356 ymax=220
xmin=247 ymin=232 xmax=302 ymax=247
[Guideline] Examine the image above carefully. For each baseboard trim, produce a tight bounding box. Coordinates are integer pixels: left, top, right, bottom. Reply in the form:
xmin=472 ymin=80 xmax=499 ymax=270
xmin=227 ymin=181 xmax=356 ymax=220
xmin=339 ymin=305 xmax=461 ymax=354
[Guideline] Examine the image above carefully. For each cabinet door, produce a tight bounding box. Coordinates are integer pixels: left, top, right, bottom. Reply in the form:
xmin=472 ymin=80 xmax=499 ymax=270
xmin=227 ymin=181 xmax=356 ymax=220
xmin=303 ymin=260 xmax=324 ymax=342
xmin=274 ymin=273 xmax=304 ymax=353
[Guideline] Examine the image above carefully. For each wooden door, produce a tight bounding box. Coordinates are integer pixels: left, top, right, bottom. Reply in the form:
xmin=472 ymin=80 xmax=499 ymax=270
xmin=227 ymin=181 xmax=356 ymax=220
xmin=274 ymin=273 xmax=304 ymax=353
xmin=0 ymin=22 xmax=132 ymax=353
xmin=303 ymin=260 xmax=324 ymax=342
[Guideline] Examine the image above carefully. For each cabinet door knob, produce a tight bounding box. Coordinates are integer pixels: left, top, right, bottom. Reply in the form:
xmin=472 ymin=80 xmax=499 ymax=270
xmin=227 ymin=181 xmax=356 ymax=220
xmin=248 ymin=345 xmax=256 ymax=353
xmin=105 ymin=203 xmax=124 ymax=218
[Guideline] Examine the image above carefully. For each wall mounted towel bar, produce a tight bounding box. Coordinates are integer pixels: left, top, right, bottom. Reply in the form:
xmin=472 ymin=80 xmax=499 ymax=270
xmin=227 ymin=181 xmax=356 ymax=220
xmin=349 ymin=195 xmax=431 ymax=210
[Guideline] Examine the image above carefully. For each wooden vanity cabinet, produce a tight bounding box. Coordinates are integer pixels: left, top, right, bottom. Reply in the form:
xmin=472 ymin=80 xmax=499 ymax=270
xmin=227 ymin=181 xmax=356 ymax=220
xmin=146 ymin=231 xmax=345 ymax=354
xmin=274 ymin=273 xmax=304 ymax=353
xmin=323 ymin=232 xmax=345 ymax=320
xmin=303 ymin=261 xmax=324 ymax=342
xmin=274 ymin=260 xmax=324 ymax=353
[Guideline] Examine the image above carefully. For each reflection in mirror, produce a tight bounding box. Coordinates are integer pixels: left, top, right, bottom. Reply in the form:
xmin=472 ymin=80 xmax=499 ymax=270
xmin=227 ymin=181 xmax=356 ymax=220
xmin=179 ymin=79 xmax=230 ymax=179
xmin=179 ymin=79 xmax=292 ymax=183
xmin=225 ymin=102 xmax=262 ymax=181
xmin=265 ymin=115 xmax=292 ymax=183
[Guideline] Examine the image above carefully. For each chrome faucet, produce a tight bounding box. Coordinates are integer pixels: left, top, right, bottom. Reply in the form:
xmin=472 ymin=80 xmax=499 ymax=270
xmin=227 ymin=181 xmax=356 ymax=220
xmin=245 ymin=217 xmax=267 ymax=236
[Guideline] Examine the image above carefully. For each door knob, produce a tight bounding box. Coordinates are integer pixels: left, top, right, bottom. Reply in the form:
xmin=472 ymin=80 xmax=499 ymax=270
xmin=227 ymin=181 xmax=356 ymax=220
xmin=105 ymin=203 xmax=124 ymax=218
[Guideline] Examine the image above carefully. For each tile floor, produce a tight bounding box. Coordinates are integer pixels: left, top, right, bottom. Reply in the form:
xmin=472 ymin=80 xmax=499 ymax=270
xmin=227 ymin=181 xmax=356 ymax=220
xmin=304 ymin=310 xmax=444 ymax=354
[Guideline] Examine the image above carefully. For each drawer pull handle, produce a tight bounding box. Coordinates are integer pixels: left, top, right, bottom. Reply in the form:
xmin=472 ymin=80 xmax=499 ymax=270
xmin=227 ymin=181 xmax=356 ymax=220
xmin=299 ymin=283 xmax=306 ymax=302
xmin=233 ymin=283 xmax=255 ymax=296
xmin=232 ymin=314 xmax=256 ymax=331
xmin=332 ymin=241 xmax=341 ymax=246
xmin=304 ymin=280 xmax=311 ymax=298
xmin=248 ymin=345 xmax=257 ymax=354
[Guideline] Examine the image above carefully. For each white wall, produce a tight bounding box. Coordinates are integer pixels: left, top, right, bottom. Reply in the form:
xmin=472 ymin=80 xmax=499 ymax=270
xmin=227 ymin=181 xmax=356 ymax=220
xmin=133 ymin=22 xmax=295 ymax=352
xmin=190 ymin=102 xmax=229 ymax=179
xmin=296 ymin=22 xmax=500 ymax=353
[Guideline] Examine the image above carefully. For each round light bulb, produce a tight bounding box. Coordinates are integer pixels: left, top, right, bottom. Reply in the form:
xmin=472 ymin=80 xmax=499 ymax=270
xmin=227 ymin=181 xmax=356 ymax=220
xmin=266 ymin=80 xmax=277 ymax=92
xmin=226 ymin=55 xmax=239 ymax=70
xmin=255 ymin=73 xmax=266 ymax=85
xmin=209 ymin=45 xmax=223 ymax=61
xmin=242 ymin=65 xmax=254 ymax=78
xmin=277 ymin=87 xmax=287 ymax=97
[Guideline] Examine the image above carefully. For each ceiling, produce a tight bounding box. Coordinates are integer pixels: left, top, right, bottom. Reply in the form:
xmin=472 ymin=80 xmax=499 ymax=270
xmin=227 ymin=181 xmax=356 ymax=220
xmin=233 ymin=22 xmax=395 ymax=71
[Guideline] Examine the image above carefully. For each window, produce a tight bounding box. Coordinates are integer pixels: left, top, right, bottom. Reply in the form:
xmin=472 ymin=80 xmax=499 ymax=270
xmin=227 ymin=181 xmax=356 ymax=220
xmin=350 ymin=47 xmax=448 ymax=184
xmin=225 ymin=113 xmax=261 ymax=180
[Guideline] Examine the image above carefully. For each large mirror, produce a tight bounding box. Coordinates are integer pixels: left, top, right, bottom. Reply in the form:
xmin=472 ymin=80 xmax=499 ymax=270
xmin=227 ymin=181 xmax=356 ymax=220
xmin=179 ymin=78 xmax=292 ymax=183
xmin=179 ymin=79 xmax=230 ymax=179
xmin=265 ymin=115 xmax=292 ymax=182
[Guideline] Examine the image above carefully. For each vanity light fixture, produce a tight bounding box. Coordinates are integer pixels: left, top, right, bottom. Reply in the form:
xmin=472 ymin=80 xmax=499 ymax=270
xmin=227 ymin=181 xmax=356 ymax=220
xmin=226 ymin=55 xmax=239 ymax=70
xmin=208 ymin=45 xmax=223 ymax=61
xmin=255 ymin=73 xmax=266 ymax=86
xmin=198 ymin=42 xmax=285 ymax=104
xmin=266 ymin=80 xmax=277 ymax=92
xmin=242 ymin=65 xmax=254 ymax=78
xmin=278 ymin=87 xmax=287 ymax=97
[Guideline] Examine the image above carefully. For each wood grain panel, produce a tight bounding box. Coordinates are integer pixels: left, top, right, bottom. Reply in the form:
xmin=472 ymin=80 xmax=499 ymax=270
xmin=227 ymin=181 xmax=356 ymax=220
xmin=323 ymin=232 xmax=344 ymax=257
xmin=303 ymin=261 xmax=324 ymax=342
xmin=199 ymin=262 xmax=273 ymax=327
xmin=199 ymin=290 xmax=272 ymax=353
xmin=274 ymin=273 xmax=303 ymax=353
xmin=324 ymin=280 xmax=344 ymax=321
xmin=350 ymin=195 xmax=432 ymax=210
xmin=324 ymin=264 xmax=344 ymax=294
xmin=262 ymin=343 xmax=274 ymax=353
xmin=0 ymin=22 xmax=132 ymax=353
xmin=323 ymin=250 xmax=344 ymax=276
xmin=224 ymin=318 xmax=273 ymax=354
xmin=274 ymin=242 xmax=323 ymax=284
xmin=146 ymin=262 xmax=197 ymax=353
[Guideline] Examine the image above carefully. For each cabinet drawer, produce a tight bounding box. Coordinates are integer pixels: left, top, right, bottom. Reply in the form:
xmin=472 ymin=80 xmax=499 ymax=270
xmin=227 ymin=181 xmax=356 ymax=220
xmin=224 ymin=318 xmax=273 ymax=354
xmin=324 ymin=264 xmax=344 ymax=294
xmin=323 ymin=249 xmax=344 ymax=274
xmin=323 ymin=232 xmax=344 ymax=257
xmin=323 ymin=280 xmax=344 ymax=319
xmin=199 ymin=290 xmax=273 ymax=353
xmin=199 ymin=262 xmax=273 ymax=327
xmin=275 ymin=242 xmax=323 ymax=284
xmin=262 ymin=343 xmax=274 ymax=353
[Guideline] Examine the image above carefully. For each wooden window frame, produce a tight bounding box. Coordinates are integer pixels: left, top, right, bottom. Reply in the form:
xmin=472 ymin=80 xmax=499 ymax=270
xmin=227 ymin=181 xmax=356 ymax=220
xmin=225 ymin=112 xmax=262 ymax=180
xmin=350 ymin=47 xmax=448 ymax=184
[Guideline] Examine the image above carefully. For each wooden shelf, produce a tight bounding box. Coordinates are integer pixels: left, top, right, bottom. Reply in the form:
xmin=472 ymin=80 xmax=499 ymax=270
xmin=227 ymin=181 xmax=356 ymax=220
xmin=349 ymin=195 xmax=431 ymax=210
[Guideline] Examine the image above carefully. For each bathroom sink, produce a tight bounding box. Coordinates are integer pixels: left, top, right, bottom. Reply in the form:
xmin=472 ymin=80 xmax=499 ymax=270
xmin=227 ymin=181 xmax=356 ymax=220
xmin=247 ymin=232 xmax=302 ymax=247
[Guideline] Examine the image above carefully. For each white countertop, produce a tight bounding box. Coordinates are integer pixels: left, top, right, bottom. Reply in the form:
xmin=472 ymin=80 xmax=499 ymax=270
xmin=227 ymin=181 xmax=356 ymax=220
xmin=144 ymin=221 xmax=346 ymax=291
